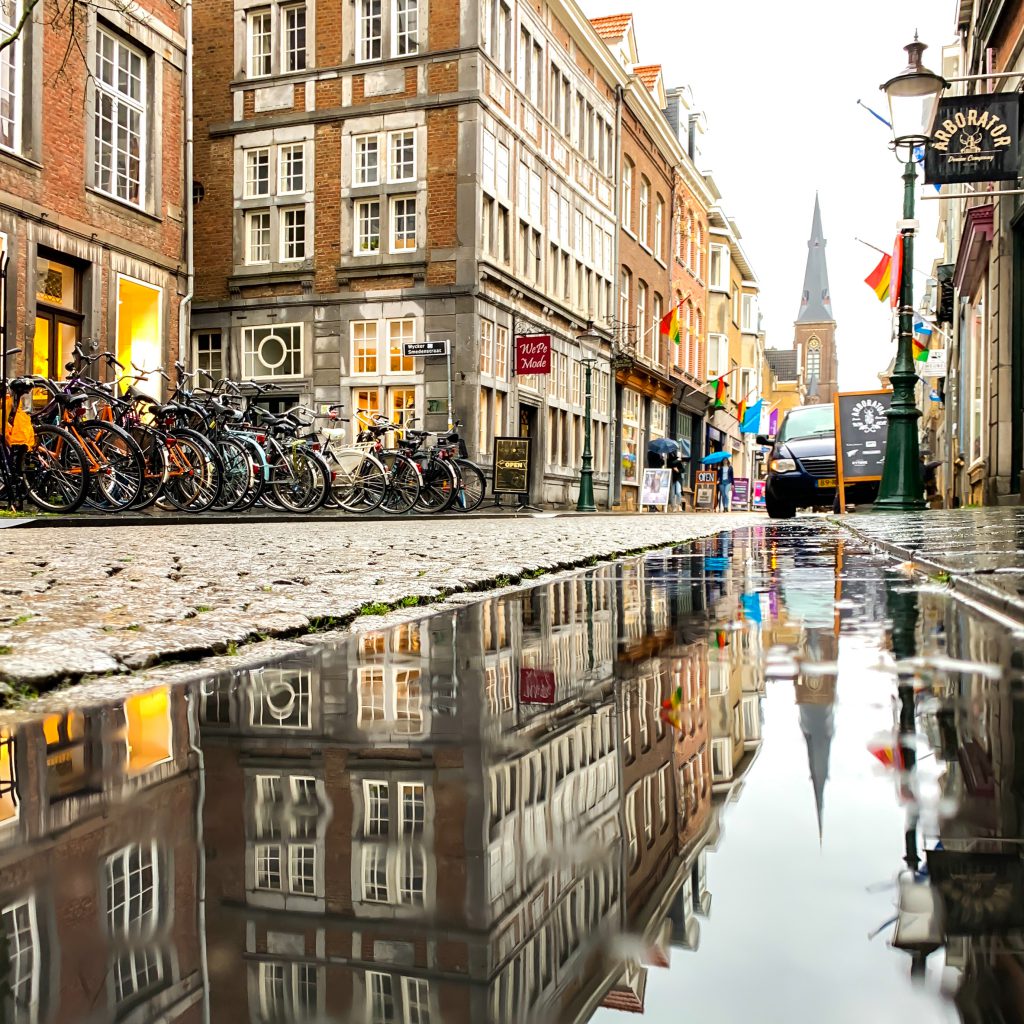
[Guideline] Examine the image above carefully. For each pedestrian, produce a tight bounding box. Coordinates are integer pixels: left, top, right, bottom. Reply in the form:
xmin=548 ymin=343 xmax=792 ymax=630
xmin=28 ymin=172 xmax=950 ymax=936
xmin=718 ymin=459 xmax=734 ymax=512
xmin=667 ymin=451 xmax=684 ymax=511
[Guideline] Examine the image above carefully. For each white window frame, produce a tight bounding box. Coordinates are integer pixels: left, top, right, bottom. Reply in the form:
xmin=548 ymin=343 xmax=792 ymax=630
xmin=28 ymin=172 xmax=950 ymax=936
xmin=741 ymin=293 xmax=757 ymax=333
xmin=393 ymin=0 xmax=419 ymax=56
xmin=0 ymin=0 xmax=21 ymax=154
xmin=282 ymin=3 xmax=307 ymax=72
xmin=388 ymin=318 xmax=415 ymax=373
xmin=353 ymin=134 xmax=381 ymax=186
xmin=351 ymin=320 xmax=379 ymax=375
xmin=1 ymin=895 xmax=38 ymax=1019
xmin=278 ymin=143 xmax=305 ymax=194
xmin=387 ymin=129 xmax=416 ymax=183
xmin=94 ymin=26 xmax=147 ymax=208
xmin=638 ymin=178 xmax=649 ymax=247
xmin=654 ymin=198 xmax=663 ymax=260
xmin=106 ymin=841 xmax=160 ymax=939
xmin=389 ymin=195 xmax=417 ymax=253
xmin=280 ymin=206 xmax=307 ymax=262
xmin=709 ymin=243 xmax=730 ymax=292
xmin=247 ymin=8 xmax=273 ymax=77
xmin=246 ymin=210 xmax=272 ymax=265
xmin=621 ymin=160 xmax=633 ymax=230
xmin=354 ymin=198 xmax=382 ymax=255
xmin=245 ymin=147 xmax=271 ymax=198
xmin=242 ymin=322 xmax=304 ymax=379
xmin=356 ymin=0 xmax=383 ymax=62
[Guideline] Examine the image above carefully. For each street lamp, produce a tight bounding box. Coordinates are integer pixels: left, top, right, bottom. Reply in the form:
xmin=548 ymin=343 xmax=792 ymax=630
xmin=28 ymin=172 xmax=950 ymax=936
xmin=576 ymin=320 xmax=602 ymax=512
xmin=875 ymin=37 xmax=946 ymax=512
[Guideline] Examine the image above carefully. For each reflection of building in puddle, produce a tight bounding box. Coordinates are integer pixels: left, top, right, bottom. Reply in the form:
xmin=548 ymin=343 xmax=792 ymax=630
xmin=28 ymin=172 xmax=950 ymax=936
xmin=199 ymin=571 xmax=632 ymax=1024
xmin=0 ymin=686 xmax=203 ymax=1023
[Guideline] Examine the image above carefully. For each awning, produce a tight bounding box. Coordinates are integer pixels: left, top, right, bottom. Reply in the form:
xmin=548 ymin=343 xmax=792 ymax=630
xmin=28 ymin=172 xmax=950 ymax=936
xmin=953 ymin=204 xmax=994 ymax=298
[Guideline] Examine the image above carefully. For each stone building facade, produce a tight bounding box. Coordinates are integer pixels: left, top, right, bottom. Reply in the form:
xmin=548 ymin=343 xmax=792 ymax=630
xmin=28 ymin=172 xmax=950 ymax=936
xmin=0 ymin=0 xmax=188 ymax=392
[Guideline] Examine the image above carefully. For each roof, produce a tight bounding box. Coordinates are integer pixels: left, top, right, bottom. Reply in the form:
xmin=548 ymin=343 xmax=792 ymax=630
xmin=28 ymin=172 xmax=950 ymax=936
xmin=589 ymin=13 xmax=632 ymax=40
xmin=633 ymin=63 xmax=661 ymax=89
xmin=797 ymin=194 xmax=835 ymax=324
xmin=765 ymin=348 xmax=799 ymax=382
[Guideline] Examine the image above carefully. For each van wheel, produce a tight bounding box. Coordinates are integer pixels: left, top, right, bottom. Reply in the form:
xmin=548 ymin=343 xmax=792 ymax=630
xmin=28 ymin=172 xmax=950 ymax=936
xmin=766 ymin=494 xmax=795 ymax=520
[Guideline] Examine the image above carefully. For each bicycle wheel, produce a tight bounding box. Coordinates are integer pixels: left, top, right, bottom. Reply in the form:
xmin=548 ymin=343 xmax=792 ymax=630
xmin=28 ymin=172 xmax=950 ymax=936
xmin=414 ymin=455 xmax=458 ymax=513
xmin=330 ymin=449 xmax=387 ymax=513
xmin=126 ymin=424 xmax=170 ymax=509
xmin=268 ymin=447 xmax=325 ymax=513
xmin=211 ymin=435 xmax=255 ymax=511
xmin=161 ymin=433 xmax=221 ymax=512
xmin=304 ymin=447 xmax=332 ymax=511
xmin=80 ymin=420 xmax=146 ymax=512
xmin=451 ymin=458 xmax=487 ymax=513
xmin=22 ymin=425 xmax=90 ymax=513
xmin=229 ymin=434 xmax=268 ymax=512
xmin=378 ymin=451 xmax=422 ymax=514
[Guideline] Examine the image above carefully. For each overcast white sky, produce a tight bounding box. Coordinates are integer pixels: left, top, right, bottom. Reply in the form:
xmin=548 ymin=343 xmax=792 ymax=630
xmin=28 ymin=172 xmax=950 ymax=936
xmin=582 ymin=0 xmax=957 ymax=390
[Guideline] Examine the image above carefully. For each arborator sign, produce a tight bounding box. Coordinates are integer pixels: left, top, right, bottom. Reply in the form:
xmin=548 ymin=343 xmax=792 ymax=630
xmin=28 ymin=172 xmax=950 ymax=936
xmin=925 ymin=93 xmax=1021 ymax=184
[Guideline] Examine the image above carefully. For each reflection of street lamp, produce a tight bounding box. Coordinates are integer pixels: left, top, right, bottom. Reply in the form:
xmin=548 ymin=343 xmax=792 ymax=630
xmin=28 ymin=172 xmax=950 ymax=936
xmin=577 ymin=320 xmax=602 ymax=512
xmin=875 ymin=38 xmax=945 ymax=512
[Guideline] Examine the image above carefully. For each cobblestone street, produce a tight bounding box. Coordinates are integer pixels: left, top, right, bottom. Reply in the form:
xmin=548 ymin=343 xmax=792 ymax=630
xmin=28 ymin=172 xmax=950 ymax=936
xmin=0 ymin=512 xmax=760 ymax=691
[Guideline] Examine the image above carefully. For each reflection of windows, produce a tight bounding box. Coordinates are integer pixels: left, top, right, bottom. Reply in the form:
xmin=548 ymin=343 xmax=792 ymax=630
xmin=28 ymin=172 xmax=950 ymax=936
xmin=256 ymin=842 xmax=318 ymax=895
xmin=123 ymin=687 xmax=172 ymax=774
xmin=711 ymin=737 xmax=731 ymax=781
xmin=358 ymin=668 xmax=385 ymax=723
xmin=106 ymin=842 xmax=159 ymax=937
xmin=199 ymin=676 xmax=232 ymax=725
xmin=257 ymin=961 xmax=318 ymax=1021
xmin=403 ymin=977 xmax=430 ymax=1023
xmin=625 ymin=790 xmax=638 ymax=866
xmin=399 ymin=846 xmax=425 ymax=905
xmin=400 ymin=782 xmax=424 ymax=834
xmin=368 ymin=971 xmax=394 ymax=1023
xmin=395 ymin=669 xmax=422 ymax=733
xmin=0 ymin=729 xmax=18 ymax=826
xmin=249 ymin=667 xmax=312 ymax=729
xmin=114 ymin=947 xmax=163 ymax=1005
xmin=363 ymin=846 xmax=389 ymax=903
xmin=658 ymin=764 xmax=670 ymax=831
xmin=364 ymin=780 xmax=389 ymax=835
xmin=366 ymin=972 xmax=429 ymax=1024
xmin=1 ymin=896 xmax=38 ymax=1022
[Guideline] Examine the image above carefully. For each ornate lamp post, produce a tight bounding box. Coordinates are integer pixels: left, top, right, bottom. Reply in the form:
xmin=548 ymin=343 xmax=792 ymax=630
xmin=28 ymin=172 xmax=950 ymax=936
xmin=875 ymin=37 xmax=946 ymax=512
xmin=576 ymin=321 xmax=602 ymax=512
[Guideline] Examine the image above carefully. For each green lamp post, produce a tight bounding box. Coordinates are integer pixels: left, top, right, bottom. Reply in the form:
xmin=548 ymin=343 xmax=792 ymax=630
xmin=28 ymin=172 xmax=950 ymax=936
xmin=576 ymin=321 xmax=602 ymax=512
xmin=874 ymin=37 xmax=946 ymax=512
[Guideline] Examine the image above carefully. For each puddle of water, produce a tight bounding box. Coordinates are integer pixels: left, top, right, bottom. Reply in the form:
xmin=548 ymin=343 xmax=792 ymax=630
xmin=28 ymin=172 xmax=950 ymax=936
xmin=0 ymin=522 xmax=1021 ymax=1023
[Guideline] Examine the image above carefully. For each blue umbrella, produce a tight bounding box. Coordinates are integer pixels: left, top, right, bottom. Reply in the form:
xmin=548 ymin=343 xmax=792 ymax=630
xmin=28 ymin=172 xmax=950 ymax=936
xmin=648 ymin=438 xmax=680 ymax=456
xmin=701 ymin=451 xmax=732 ymax=465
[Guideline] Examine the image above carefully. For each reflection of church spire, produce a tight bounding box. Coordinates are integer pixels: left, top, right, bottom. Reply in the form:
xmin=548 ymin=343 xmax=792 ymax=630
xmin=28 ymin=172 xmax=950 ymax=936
xmin=799 ymin=702 xmax=834 ymax=843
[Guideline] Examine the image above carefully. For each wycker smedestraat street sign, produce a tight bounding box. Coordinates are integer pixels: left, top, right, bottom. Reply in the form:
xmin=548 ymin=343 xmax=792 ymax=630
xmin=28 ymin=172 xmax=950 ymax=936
xmin=403 ymin=339 xmax=450 ymax=358
xmin=925 ymin=93 xmax=1021 ymax=185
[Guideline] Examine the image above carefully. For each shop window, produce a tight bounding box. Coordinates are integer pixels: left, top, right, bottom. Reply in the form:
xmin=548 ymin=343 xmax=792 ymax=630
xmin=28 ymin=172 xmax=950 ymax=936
xmin=0 ymin=729 xmax=18 ymax=827
xmin=388 ymin=319 xmax=414 ymax=372
xmin=387 ymin=386 xmax=416 ymax=435
xmin=116 ymin=276 xmax=162 ymax=397
xmin=352 ymin=388 xmax=381 ymax=437
xmin=34 ymin=254 xmax=83 ymax=382
xmin=122 ymin=687 xmax=172 ymax=774
xmin=44 ymin=711 xmax=92 ymax=800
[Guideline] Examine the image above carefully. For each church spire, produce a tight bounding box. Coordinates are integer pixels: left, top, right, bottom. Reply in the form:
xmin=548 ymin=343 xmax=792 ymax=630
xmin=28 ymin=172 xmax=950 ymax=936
xmin=797 ymin=194 xmax=834 ymax=324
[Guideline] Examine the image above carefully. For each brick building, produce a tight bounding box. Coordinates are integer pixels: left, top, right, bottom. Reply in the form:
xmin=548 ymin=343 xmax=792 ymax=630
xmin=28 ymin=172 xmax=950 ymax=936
xmin=191 ymin=0 xmax=633 ymax=506
xmin=0 ymin=0 xmax=188 ymax=392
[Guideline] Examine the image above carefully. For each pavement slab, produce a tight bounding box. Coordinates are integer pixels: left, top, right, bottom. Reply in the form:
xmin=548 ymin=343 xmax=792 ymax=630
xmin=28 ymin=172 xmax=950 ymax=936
xmin=0 ymin=512 xmax=760 ymax=692
xmin=840 ymin=507 xmax=1024 ymax=622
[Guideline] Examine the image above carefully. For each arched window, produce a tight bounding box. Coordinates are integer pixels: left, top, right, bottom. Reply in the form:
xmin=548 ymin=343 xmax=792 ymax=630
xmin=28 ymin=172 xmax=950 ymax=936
xmin=806 ymin=337 xmax=821 ymax=380
xmin=687 ymin=212 xmax=695 ymax=269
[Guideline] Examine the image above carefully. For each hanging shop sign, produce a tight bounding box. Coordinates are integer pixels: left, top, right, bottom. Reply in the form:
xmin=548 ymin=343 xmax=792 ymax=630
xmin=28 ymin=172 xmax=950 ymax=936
xmin=492 ymin=436 xmax=532 ymax=496
xmin=925 ymin=93 xmax=1022 ymax=184
xmin=924 ymin=348 xmax=947 ymax=378
xmin=514 ymin=334 xmax=552 ymax=375
xmin=519 ymin=667 xmax=556 ymax=705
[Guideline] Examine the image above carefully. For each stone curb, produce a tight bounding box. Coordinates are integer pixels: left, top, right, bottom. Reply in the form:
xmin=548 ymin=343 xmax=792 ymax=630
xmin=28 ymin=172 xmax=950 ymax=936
xmin=836 ymin=518 xmax=1024 ymax=626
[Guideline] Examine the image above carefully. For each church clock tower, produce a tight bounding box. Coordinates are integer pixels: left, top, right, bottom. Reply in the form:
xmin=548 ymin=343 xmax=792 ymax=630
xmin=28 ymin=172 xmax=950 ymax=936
xmin=794 ymin=195 xmax=838 ymax=405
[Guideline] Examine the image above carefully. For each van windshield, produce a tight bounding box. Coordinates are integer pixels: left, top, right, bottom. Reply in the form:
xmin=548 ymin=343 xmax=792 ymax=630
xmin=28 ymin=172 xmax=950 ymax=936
xmin=777 ymin=405 xmax=835 ymax=442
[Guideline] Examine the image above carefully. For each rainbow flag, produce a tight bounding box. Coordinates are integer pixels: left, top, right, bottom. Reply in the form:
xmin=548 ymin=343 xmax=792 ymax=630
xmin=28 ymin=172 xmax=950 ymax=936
xmin=864 ymin=252 xmax=892 ymax=302
xmin=712 ymin=376 xmax=728 ymax=410
xmin=913 ymin=336 xmax=929 ymax=362
xmin=737 ymin=398 xmax=747 ymax=425
xmin=660 ymin=304 xmax=680 ymax=345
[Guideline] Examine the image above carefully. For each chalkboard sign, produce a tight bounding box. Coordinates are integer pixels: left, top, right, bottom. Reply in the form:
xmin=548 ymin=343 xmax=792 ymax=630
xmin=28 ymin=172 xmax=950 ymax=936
xmin=834 ymin=390 xmax=892 ymax=507
xmin=492 ymin=436 xmax=532 ymax=495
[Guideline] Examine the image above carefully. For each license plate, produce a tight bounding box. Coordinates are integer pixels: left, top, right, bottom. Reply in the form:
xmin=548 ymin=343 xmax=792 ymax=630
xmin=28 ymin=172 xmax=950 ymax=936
xmin=816 ymin=477 xmax=837 ymax=488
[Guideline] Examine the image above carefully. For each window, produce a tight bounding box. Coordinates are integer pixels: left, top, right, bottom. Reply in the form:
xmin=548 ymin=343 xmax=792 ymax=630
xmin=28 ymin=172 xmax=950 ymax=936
xmin=258 ymin=962 xmax=319 ymax=1021
xmin=33 ymin=254 xmax=84 ymax=382
xmin=279 ymin=144 xmax=305 ymax=193
xmin=709 ymin=244 xmax=729 ymax=291
xmin=638 ymin=178 xmax=649 ymax=246
xmin=619 ymin=269 xmax=631 ymax=328
xmin=637 ymin=282 xmax=648 ymax=359
xmin=357 ymin=0 xmax=383 ymax=61
xmin=741 ymin=294 xmax=757 ymax=333
xmin=394 ymin=0 xmax=418 ymax=55
xmin=388 ymin=387 xmax=416 ymax=434
xmin=365 ymin=780 xmax=389 ymax=835
xmin=94 ymin=28 xmax=146 ymax=207
xmin=482 ymin=0 xmax=511 ymax=71
xmin=625 ymin=790 xmax=637 ymax=864
xmin=390 ymin=196 xmax=416 ymax=252
xmin=106 ymin=842 xmax=159 ymax=937
xmin=249 ymin=667 xmax=312 ymax=729
xmin=246 ymin=148 xmax=270 ymax=197
xmin=389 ymin=319 xmax=415 ymax=372
xmin=642 ymin=776 xmax=653 ymax=843
xmin=247 ymin=211 xmax=271 ymax=264
xmin=388 ymin=130 xmax=416 ymax=182
xmin=354 ymin=135 xmax=380 ymax=185
xmin=621 ymin=160 xmax=633 ymax=230
xmin=707 ymin=333 xmax=728 ymax=380
xmin=403 ymin=977 xmax=430 ymax=1024
xmin=400 ymin=782 xmax=425 ymax=833
xmin=358 ymin=667 xmax=385 ymax=720
xmin=806 ymin=338 xmax=821 ymax=380
xmin=243 ymin=323 xmax=303 ymax=378
xmin=247 ymin=9 xmax=273 ymax=76
xmin=1 ymin=897 xmax=38 ymax=1020
xmin=281 ymin=207 xmax=306 ymax=261
xmin=654 ymin=198 xmax=664 ymax=259
xmin=283 ymin=4 xmax=307 ymax=71
xmin=0 ymin=0 xmax=21 ymax=152
xmin=495 ymin=325 xmax=508 ymax=380
xmin=399 ymin=846 xmax=425 ymax=905
xmin=368 ymin=971 xmax=394 ymax=1023
xmin=352 ymin=321 xmax=379 ymax=374
xmin=115 ymin=277 xmax=162 ymax=397
xmin=363 ymin=846 xmax=389 ymax=902
xmin=355 ymin=199 xmax=382 ymax=254
xmin=114 ymin=948 xmax=163 ymax=1005
xmin=480 ymin=319 xmax=494 ymax=375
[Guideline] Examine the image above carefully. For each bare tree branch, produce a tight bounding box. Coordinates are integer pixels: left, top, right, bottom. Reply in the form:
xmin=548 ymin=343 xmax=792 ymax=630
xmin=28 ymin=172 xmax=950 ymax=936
xmin=0 ymin=0 xmax=43 ymax=56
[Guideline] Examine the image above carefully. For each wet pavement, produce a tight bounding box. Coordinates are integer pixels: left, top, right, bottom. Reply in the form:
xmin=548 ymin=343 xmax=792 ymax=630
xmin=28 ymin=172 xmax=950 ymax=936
xmin=0 ymin=521 xmax=1022 ymax=1023
xmin=844 ymin=507 xmax=1024 ymax=624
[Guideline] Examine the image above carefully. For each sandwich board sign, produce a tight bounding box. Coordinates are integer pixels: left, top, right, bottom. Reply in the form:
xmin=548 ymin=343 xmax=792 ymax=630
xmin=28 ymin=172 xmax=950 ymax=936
xmin=834 ymin=390 xmax=892 ymax=509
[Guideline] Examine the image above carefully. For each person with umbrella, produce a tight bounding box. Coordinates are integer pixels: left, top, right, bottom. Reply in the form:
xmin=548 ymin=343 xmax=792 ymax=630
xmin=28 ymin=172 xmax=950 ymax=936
xmin=701 ymin=450 xmax=733 ymax=511
xmin=648 ymin=438 xmax=682 ymax=510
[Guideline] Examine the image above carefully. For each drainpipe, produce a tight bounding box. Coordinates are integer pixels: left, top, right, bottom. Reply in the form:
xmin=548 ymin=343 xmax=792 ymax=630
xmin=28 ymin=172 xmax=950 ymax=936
xmin=608 ymin=83 xmax=624 ymax=511
xmin=178 ymin=0 xmax=195 ymax=375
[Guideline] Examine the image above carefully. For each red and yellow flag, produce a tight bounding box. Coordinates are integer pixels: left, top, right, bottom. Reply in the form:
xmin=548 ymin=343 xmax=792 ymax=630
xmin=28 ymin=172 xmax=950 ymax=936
xmin=660 ymin=304 xmax=681 ymax=345
xmin=737 ymin=398 xmax=747 ymax=424
xmin=864 ymin=252 xmax=892 ymax=302
xmin=890 ymin=235 xmax=904 ymax=310
xmin=712 ymin=376 xmax=728 ymax=410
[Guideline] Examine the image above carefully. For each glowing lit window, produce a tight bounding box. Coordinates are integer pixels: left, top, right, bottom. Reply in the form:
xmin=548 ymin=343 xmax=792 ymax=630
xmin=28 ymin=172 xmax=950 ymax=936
xmin=123 ymin=687 xmax=172 ymax=774
xmin=116 ymin=277 xmax=163 ymax=399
